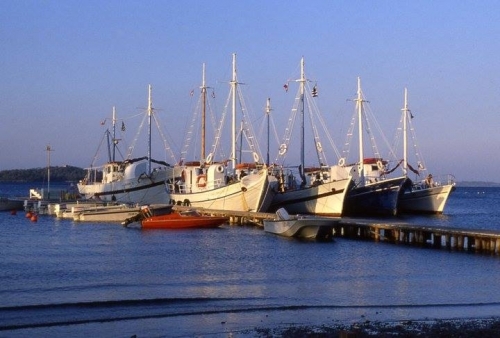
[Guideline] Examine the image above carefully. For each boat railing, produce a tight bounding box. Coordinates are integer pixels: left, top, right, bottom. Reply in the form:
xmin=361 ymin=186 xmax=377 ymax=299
xmin=168 ymin=177 xmax=226 ymax=194
xmin=412 ymin=173 xmax=456 ymax=190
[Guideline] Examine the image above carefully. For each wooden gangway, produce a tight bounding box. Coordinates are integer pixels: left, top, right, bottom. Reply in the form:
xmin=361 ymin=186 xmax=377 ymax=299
xmin=175 ymin=205 xmax=500 ymax=256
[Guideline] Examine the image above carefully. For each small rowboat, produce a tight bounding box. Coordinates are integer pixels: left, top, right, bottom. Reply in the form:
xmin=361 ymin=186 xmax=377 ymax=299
xmin=141 ymin=209 xmax=228 ymax=229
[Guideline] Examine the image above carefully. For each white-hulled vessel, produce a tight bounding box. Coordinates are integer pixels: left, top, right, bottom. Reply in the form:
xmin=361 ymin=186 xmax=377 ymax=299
xmin=397 ymin=88 xmax=455 ymax=214
xmin=168 ymin=55 xmax=275 ymax=212
xmin=269 ymin=57 xmax=352 ymax=216
xmin=264 ymin=208 xmax=339 ymax=240
xmin=78 ymin=86 xmax=173 ymax=205
xmin=340 ymin=78 xmax=407 ymax=216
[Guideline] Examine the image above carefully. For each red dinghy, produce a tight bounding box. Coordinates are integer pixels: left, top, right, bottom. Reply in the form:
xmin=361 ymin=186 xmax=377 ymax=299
xmin=141 ymin=209 xmax=228 ymax=229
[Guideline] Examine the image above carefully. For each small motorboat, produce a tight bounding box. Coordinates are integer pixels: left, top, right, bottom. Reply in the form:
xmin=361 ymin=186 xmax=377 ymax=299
xmin=140 ymin=209 xmax=228 ymax=230
xmin=263 ymin=208 xmax=339 ymax=240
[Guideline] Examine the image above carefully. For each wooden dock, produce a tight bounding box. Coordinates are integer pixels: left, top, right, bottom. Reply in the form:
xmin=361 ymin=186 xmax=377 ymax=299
xmin=175 ymin=206 xmax=500 ymax=256
xmin=335 ymin=219 xmax=500 ymax=255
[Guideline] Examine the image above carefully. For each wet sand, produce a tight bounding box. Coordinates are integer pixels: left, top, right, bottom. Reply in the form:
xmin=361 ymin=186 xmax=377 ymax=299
xmin=242 ymin=317 xmax=500 ymax=337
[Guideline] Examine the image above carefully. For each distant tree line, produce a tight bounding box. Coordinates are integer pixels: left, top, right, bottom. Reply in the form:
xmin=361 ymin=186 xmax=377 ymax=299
xmin=0 ymin=166 xmax=89 ymax=182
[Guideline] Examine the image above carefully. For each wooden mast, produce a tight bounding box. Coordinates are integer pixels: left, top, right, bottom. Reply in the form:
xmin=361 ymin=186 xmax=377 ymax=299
xmin=266 ymin=98 xmax=271 ymax=166
xmin=356 ymin=77 xmax=365 ymax=184
xmin=402 ymin=88 xmax=409 ymax=176
xmin=231 ymin=53 xmax=237 ymax=170
xmin=201 ymin=63 xmax=207 ymax=161
xmin=147 ymin=84 xmax=152 ymax=175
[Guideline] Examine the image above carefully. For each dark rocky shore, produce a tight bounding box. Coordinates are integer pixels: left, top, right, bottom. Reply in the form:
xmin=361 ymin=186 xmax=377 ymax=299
xmin=243 ymin=317 xmax=500 ymax=337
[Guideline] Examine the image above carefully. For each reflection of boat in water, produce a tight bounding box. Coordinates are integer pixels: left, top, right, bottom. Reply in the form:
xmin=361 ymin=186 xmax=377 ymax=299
xmin=263 ymin=208 xmax=338 ymax=240
xmin=269 ymin=57 xmax=351 ymax=216
xmin=396 ymin=88 xmax=456 ymax=214
xmin=141 ymin=208 xmax=228 ymax=230
xmin=340 ymin=78 xmax=407 ymax=216
xmin=77 ymin=86 xmax=173 ymax=205
xmin=168 ymin=56 xmax=275 ymax=212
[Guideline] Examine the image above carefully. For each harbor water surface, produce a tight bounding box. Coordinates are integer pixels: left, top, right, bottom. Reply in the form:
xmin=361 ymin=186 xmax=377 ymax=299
xmin=1 ymin=183 xmax=500 ymax=337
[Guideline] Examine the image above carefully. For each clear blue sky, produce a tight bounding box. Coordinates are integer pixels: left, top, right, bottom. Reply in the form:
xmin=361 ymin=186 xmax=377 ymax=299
xmin=1 ymin=0 xmax=499 ymax=182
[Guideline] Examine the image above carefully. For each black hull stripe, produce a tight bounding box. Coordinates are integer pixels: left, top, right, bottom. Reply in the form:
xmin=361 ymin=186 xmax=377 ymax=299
xmin=94 ymin=181 xmax=165 ymax=197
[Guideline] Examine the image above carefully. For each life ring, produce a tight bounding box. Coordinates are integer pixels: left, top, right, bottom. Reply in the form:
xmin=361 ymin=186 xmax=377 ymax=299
xmin=216 ymin=165 xmax=224 ymax=173
xmin=338 ymin=157 xmax=345 ymax=166
xmin=205 ymin=153 xmax=213 ymax=164
xmin=197 ymin=174 xmax=207 ymax=188
xmin=376 ymin=160 xmax=384 ymax=171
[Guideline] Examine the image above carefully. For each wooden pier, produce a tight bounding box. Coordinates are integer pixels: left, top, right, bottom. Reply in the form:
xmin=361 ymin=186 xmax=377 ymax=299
xmin=335 ymin=219 xmax=500 ymax=255
xmin=175 ymin=206 xmax=500 ymax=256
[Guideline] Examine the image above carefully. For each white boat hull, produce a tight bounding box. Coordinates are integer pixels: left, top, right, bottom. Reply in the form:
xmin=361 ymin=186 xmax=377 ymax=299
xmin=169 ymin=169 xmax=275 ymax=212
xmin=77 ymin=168 xmax=170 ymax=205
xmin=264 ymin=216 xmax=338 ymax=239
xmin=399 ymin=183 xmax=455 ymax=214
xmin=73 ymin=205 xmax=141 ymax=222
xmin=269 ymin=178 xmax=351 ymax=216
xmin=73 ymin=203 xmax=172 ymax=222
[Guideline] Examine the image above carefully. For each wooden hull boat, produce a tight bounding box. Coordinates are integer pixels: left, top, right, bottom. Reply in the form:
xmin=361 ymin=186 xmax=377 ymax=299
xmin=141 ymin=210 xmax=228 ymax=229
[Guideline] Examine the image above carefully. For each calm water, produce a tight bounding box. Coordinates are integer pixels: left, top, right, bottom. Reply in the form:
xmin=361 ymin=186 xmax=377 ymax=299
xmin=1 ymin=183 xmax=500 ymax=337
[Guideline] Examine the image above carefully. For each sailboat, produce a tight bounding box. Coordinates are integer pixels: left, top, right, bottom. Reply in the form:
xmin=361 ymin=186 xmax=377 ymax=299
xmin=77 ymin=85 xmax=174 ymax=205
xmin=167 ymin=55 xmax=275 ymax=212
xmin=269 ymin=57 xmax=352 ymax=216
xmin=397 ymin=88 xmax=456 ymax=214
xmin=340 ymin=78 xmax=408 ymax=216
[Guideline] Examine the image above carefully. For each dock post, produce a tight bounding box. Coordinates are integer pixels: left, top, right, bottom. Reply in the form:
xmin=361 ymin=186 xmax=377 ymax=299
xmin=457 ymin=236 xmax=464 ymax=250
xmin=440 ymin=234 xmax=446 ymax=248
xmin=474 ymin=237 xmax=481 ymax=252
xmin=441 ymin=234 xmax=449 ymax=248
xmin=450 ymin=236 xmax=457 ymax=250
xmin=399 ymin=230 xmax=405 ymax=243
xmin=464 ymin=237 xmax=469 ymax=251
xmin=393 ymin=229 xmax=400 ymax=243
xmin=496 ymin=239 xmax=500 ymax=255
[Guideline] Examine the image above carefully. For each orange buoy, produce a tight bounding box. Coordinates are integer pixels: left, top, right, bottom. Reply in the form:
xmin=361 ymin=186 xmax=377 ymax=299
xmin=26 ymin=211 xmax=32 ymax=218
xmin=30 ymin=214 xmax=38 ymax=222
